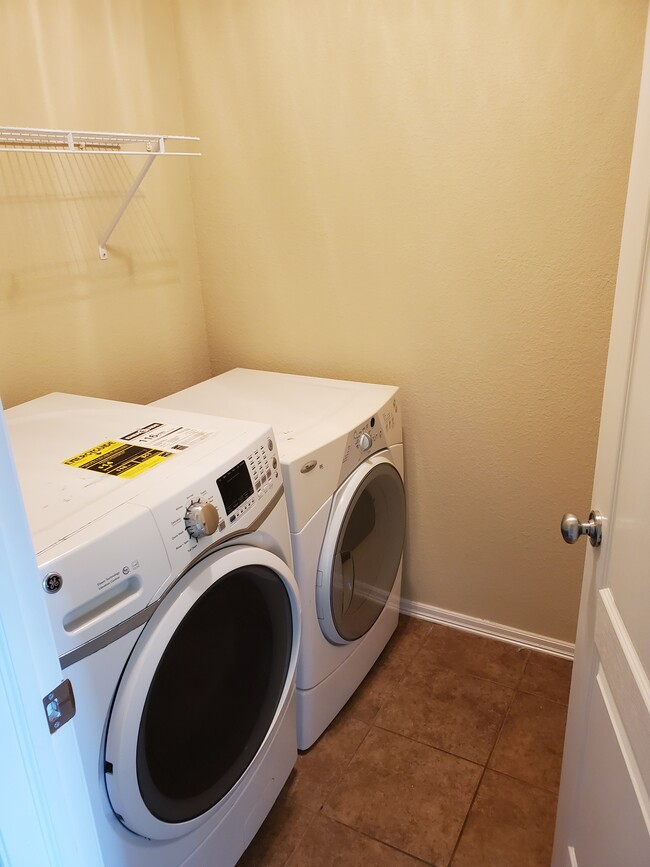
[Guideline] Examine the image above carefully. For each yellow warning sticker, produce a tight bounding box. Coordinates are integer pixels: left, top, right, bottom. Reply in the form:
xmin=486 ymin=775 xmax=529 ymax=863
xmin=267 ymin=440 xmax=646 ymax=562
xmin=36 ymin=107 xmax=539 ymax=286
xmin=63 ymin=440 xmax=174 ymax=479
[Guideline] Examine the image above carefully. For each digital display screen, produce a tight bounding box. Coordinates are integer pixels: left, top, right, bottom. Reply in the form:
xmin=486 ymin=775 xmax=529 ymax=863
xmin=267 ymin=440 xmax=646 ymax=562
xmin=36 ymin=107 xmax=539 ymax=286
xmin=217 ymin=460 xmax=254 ymax=515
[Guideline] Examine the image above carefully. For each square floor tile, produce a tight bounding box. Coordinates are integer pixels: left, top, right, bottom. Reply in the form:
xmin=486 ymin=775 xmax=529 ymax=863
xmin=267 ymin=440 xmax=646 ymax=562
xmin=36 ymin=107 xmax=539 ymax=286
xmin=422 ymin=624 xmax=530 ymax=688
xmin=376 ymin=655 xmax=514 ymax=764
xmin=340 ymin=614 xmax=433 ymax=726
xmin=237 ymin=785 xmax=316 ymax=867
xmin=339 ymin=649 xmax=405 ymax=726
xmin=323 ymin=727 xmax=482 ymax=865
xmin=519 ymin=651 xmax=573 ymax=705
xmin=489 ymin=691 xmax=568 ymax=792
xmin=284 ymin=714 xmax=369 ymax=811
xmin=385 ymin=613 xmax=434 ymax=668
xmin=451 ymin=769 xmax=558 ymax=867
xmin=286 ymin=813 xmax=425 ymax=866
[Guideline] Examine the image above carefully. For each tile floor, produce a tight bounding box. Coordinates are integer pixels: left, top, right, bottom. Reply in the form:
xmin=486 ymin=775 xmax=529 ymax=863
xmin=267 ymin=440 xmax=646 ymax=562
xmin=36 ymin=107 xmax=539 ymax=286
xmin=238 ymin=615 xmax=572 ymax=867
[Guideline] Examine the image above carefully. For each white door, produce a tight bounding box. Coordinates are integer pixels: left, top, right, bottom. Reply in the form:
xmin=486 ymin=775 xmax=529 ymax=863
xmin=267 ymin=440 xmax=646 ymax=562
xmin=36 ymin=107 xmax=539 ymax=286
xmin=0 ymin=401 xmax=105 ymax=867
xmin=552 ymin=10 xmax=650 ymax=865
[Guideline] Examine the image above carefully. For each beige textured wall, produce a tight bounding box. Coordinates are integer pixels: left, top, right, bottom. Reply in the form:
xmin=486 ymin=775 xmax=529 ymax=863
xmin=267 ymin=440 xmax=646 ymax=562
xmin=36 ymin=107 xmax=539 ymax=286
xmin=0 ymin=2 xmax=644 ymax=643
xmin=174 ymin=0 xmax=646 ymax=641
xmin=0 ymin=1 xmax=211 ymax=409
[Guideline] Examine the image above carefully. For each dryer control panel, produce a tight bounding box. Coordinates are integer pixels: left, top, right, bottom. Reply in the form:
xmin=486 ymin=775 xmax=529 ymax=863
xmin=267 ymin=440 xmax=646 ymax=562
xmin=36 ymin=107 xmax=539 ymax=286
xmin=338 ymin=394 xmax=401 ymax=484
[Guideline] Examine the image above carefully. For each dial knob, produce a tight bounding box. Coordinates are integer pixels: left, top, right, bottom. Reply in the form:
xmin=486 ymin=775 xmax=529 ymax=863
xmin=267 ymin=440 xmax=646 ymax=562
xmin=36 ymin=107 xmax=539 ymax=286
xmin=184 ymin=501 xmax=219 ymax=539
xmin=358 ymin=432 xmax=372 ymax=452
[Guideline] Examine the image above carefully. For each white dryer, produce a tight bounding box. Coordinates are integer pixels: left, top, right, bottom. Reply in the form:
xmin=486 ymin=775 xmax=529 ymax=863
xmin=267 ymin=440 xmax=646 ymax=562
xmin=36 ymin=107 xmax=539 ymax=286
xmin=6 ymin=393 xmax=300 ymax=867
xmin=155 ymin=369 xmax=405 ymax=749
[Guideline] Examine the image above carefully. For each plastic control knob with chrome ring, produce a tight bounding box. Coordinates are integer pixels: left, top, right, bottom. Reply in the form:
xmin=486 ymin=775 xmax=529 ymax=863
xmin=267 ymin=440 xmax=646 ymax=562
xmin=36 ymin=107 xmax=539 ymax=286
xmin=184 ymin=501 xmax=220 ymax=539
xmin=358 ymin=432 xmax=372 ymax=452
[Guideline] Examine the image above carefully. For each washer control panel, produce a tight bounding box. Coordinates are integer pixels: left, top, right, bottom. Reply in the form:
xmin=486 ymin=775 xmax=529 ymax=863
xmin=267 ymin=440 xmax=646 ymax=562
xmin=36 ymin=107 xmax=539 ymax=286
xmin=162 ymin=437 xmax=281 ymax=559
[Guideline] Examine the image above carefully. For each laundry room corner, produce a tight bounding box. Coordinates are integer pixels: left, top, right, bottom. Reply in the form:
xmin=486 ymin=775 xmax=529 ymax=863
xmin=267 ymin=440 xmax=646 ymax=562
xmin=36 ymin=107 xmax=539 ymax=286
xmin=172 ymin=0 xmax=647 ymax=645
xmin=1 ymin=0 xmax=648 ymax=651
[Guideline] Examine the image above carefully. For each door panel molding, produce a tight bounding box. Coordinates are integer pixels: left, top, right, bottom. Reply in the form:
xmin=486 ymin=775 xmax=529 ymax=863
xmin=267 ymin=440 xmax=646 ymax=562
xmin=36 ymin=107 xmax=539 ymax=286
xmin=596 ymin=588 xmax=650 ymax=799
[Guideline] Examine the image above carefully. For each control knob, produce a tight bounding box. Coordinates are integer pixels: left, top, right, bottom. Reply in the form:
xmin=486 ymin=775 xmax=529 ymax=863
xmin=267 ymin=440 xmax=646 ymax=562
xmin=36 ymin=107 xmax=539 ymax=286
xmin=358 ymin=432 xmax=372 ymax=452
xmin=184 ymin=501 xmax=220 ymax=539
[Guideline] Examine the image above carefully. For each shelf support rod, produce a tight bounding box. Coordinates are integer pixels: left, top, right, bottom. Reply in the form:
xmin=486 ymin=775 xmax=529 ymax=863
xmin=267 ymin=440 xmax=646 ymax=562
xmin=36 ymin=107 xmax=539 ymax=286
xmin=99 ymin=137 xmax=163 ymax=259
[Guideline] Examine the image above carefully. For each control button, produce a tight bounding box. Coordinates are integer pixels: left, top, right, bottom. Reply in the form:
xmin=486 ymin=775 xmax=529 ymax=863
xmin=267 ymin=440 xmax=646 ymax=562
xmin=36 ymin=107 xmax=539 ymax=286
xmin=184 ymin=501 xmax=220 ymax=539
xmin=358 ymin=432 xmax=372 ymax=452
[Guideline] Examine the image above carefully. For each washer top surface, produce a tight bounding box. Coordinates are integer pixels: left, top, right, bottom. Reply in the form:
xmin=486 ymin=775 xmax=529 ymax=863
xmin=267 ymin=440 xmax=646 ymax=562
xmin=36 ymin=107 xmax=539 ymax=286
xmin=155 ymin=368 xmax=401 ymax=465
xmin=6 ymin=392 xmax=272 ymax=554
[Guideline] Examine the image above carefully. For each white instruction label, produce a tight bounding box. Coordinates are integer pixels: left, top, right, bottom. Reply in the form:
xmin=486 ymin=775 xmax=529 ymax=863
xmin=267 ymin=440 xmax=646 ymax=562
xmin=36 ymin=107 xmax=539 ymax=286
xmin=120 ymin=422 xmax=212 ymax=452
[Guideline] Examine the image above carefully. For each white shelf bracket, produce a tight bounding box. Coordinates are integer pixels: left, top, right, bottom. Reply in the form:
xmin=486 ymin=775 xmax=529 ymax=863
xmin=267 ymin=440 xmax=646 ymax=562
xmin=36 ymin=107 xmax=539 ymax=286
xmin=0 ymin=127 xmax=199 ymax=260
xmin=99 ymin=137 xmax=162 ymax=260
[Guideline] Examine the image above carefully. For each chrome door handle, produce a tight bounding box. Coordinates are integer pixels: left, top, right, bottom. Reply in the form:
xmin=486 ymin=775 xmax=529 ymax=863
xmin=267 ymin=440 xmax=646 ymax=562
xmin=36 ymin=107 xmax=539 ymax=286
xmin=560 ymin=511 xmax=603 ymax=547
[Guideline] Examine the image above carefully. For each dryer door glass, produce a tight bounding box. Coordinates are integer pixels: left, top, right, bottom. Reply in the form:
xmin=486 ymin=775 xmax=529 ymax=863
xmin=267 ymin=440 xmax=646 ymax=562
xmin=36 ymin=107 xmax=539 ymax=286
xmin=136 ymin=565 xmax=292 ymax=823
xmin=329 ymin=462 xmax=405 ymax=642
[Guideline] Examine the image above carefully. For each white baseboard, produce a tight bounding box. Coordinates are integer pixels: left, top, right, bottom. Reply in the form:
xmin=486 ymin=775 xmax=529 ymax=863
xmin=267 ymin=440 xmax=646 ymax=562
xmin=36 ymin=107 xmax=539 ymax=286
xmin=400 ymin=598 xmax=574 ymax=659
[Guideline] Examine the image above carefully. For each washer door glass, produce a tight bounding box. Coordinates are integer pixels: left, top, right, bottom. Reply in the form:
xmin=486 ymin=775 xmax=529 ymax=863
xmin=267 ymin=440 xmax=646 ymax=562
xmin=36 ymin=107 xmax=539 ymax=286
xmin=104 ymin=546 xmax=296 ymax=839
xmin=138 ymin=565 xmax=291 ymax=823
xmin=319 ymin=458 xmax=405 ymax=643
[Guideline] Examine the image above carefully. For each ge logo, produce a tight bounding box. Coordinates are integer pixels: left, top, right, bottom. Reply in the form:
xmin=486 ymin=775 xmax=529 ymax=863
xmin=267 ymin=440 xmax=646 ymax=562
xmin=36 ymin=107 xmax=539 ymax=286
xmin=43 ymin=573 xmax=63 ymax=594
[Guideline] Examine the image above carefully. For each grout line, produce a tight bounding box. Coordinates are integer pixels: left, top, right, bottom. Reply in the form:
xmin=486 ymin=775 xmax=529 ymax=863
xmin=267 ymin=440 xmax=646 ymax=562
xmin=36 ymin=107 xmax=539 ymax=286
xmin=280 ymin=801 xmax=319 ymax=867
xmin=515 ymin=647 xmax=532 ymax=690
xmin=516 ymin=685 xmax=571 ymax=708
xmin=481 ymin=766 xmax=562 ymax=798
xmin=370 ymin=720 xmax=486 ymax=770
xmin=446 ymin=680 xmax=520 ymax=865
xmin=446 ymin=765 xmax=487 ymax=867
xmin=484 ymin=684 xmax=519 ymax=772
xmin=323 ymin=816 xmax=433 ymax=865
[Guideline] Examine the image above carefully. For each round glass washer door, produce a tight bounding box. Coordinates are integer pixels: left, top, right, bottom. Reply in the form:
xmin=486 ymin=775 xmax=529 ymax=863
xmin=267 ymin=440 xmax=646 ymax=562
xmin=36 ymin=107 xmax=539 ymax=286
xmin=316 ymin=452 xmax=406 ymax=645
xmin=104 ymin=544 xmax=299 ymax=841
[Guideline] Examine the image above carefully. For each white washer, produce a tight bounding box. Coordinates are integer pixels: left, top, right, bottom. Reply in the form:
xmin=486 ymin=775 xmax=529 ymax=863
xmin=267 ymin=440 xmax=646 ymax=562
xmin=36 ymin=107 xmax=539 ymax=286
xmin=155 ymin=369 xmax=405 ymax=749
xmin=6 ymin=393 xmax=300 ymax=867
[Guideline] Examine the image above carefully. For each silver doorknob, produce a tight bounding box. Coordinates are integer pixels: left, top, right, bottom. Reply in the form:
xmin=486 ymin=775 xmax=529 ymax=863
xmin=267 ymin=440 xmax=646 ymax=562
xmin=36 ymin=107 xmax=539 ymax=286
xmin=560 ymin=511 xmax=603 ymax=547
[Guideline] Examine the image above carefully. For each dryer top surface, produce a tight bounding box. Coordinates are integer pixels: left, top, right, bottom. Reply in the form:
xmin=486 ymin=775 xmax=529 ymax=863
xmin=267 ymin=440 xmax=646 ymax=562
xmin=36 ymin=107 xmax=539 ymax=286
xmin=155 ymin=368 xmax=402 ymax=464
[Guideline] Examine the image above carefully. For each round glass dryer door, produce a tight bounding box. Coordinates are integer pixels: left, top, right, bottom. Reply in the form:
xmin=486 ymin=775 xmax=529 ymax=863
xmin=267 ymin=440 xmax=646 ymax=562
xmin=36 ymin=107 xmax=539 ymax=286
xmin=317 ymin=454 xmax=406 ymax=645
xmin=104 ymin=545 xmax=298 ymax=841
